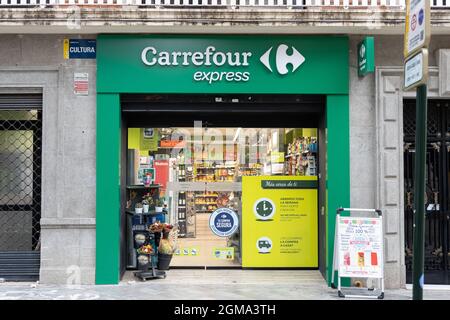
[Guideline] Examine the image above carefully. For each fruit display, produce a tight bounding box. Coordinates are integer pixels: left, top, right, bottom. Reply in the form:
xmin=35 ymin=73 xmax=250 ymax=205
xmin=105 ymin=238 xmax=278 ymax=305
xmin=137 ymin=255 xmax=149 ymax=265
xmin=134 ymin=233 xmax=146 ymax=246
xmin=149 ymin=222 xmax=164 ymax=233
xmin=149 ymin=222 xmax=174 ymax=233
xmin=163 ymin=223 xmax=174 ymax=233
xmin=137 ymin=244 xmax=153 ymax=255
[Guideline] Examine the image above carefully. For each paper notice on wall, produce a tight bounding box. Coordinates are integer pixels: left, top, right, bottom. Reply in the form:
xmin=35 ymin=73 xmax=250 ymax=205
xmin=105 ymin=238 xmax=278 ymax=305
xmin=74 ymin=73 xmax=89 ymax=96
xmin=337 ymin=217 xmax=383 ymax=278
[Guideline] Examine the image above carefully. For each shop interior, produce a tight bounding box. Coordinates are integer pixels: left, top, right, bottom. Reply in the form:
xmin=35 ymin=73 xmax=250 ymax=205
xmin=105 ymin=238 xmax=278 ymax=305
xmin=120 ymin=94 xmax=327 ymax=275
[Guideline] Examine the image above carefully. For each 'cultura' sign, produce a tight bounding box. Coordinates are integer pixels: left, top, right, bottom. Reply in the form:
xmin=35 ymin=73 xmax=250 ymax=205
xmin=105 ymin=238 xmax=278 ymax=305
xmin=64 ymin=39 xmax=96 ymax=59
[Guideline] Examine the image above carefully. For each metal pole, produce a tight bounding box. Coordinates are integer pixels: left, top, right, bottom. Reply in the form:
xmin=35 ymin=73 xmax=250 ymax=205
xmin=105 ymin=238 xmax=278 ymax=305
xmin=412 ymin=84 xmax=427 ymax=300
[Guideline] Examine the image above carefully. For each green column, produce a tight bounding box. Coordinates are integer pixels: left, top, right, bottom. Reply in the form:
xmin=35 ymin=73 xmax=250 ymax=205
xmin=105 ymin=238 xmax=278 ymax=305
xmin=326 ymin=94 xmax=350 ymax=286
xmin=96 ymin=93 xmax=121 ymax=285
xmin=412 ymin=84 xmax=428 ymax=300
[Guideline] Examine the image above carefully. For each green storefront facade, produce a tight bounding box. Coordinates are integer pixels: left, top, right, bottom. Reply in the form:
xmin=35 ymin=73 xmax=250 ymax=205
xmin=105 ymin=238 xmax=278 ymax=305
xmin=95 ymin=35 xmax=350 ymax=285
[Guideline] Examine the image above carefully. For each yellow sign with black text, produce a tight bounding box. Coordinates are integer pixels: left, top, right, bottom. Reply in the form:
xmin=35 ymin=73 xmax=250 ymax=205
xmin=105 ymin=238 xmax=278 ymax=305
xmin=242 ymin=176 xmax=318 ymax=268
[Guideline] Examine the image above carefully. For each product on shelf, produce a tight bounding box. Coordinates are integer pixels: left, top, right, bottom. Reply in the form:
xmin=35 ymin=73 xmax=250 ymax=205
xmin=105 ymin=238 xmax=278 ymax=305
xmin=285 ymin=136 xmax=317 ymax=176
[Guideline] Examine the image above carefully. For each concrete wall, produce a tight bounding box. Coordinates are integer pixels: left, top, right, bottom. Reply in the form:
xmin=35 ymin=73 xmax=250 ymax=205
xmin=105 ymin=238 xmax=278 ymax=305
xmin=0 ymin=35 xmax=97 ymax=284
xmin=349 ymin=35 xmax=450 ymax=288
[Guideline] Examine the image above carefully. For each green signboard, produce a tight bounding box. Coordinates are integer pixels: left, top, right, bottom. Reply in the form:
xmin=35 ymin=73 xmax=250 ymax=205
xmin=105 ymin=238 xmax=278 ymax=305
xmin=357 ymin=37 xmax=375 ymax=77
xmin=97 ymin=35 xmax=348 ymax=94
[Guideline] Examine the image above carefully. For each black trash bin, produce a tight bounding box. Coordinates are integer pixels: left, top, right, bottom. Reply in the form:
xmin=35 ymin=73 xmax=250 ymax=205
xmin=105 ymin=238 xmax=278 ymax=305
xmin=157 ymin=253 xmax=172 ymax=270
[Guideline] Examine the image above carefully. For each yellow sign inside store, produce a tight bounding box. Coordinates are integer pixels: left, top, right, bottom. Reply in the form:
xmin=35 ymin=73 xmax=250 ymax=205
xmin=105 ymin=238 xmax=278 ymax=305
xmin=270 ymin=152 xmax=285 ymax=163
xmin=242 ymin=176 xmax=318 ymax=268
xmin=140 ymin=128 xmax=159 ymax=152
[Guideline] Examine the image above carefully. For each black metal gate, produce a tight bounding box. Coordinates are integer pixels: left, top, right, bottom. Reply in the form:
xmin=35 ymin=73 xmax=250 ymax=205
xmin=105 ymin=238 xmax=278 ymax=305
xmin=404 ymin=99 xmax=450 ymax=284
xmin=0 ymin=95 xmax=42 ymax=281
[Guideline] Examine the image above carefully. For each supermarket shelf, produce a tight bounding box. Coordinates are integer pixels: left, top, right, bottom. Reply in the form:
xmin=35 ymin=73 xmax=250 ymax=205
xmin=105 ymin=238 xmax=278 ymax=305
xmin=196 ymin=166 xmax=236 ymax=169
xmin=194 ymin=195 xmax=218 ymax=198
xmin=126 ymin=184 xmax=161 ymax=189
xmin=158 ymin=146 xmax=184 ymax=149
xmin=126 ymin=210 xmax=161 ymax=215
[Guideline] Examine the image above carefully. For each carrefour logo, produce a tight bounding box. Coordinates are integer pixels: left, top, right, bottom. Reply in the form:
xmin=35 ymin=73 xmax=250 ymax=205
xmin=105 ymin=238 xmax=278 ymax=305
xmin=140 ymin=44 xmax=305 ymax=84
xmin=359 ymin=44 xmax=366 ymax=59
xmin=260 ymin=44 xmax=305 ymax=75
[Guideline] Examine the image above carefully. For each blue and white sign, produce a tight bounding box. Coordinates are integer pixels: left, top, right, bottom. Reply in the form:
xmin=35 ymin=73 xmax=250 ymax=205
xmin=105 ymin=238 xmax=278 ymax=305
xmin=209 ymin=208 xmax=239 ymax=237
xmin=65 ymin=39 xmax=96 ymax=59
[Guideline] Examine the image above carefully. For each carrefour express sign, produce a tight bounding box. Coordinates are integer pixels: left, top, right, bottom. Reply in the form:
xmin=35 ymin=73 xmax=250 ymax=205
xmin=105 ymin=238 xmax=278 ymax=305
xmin=97 ymin=35 xmax=348 ymax=94
xmin=140 ymin=44 xmax=305 ymax=84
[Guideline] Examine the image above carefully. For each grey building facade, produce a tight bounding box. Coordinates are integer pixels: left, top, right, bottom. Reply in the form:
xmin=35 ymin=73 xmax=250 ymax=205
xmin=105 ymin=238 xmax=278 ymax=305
xmin=0 ymin=4 xmax=449 ymax=287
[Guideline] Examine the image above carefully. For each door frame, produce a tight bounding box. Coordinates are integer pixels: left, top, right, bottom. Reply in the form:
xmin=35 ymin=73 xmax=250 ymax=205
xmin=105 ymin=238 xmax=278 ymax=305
xmin=121 ymin=94 xmax=325 ymax=270
xmin=403 ymin=99 xmax=450 ymax=284
xmin=96 ymin=93 xmax=350 ymax=284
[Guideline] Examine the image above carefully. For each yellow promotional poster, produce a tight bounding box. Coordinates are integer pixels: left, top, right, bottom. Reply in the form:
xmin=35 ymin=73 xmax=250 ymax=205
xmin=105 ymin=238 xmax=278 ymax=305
xmin=140 ymin=128 xmax=159 ymax=152
xmin=242 ymin=176 xmax=318 ymax=268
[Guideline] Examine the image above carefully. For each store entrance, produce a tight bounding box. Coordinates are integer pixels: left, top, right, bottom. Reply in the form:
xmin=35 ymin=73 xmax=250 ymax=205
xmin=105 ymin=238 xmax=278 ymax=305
xmin=121 ymin=94 xmax=326 ymax=273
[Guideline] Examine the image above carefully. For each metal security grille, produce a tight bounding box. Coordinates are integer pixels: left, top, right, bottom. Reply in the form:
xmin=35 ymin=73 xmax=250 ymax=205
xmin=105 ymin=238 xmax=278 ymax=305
xmin=0 ymin=101 xmax=42 ymax=281
xmin=404 ymin=99 xmax=450 ymax=284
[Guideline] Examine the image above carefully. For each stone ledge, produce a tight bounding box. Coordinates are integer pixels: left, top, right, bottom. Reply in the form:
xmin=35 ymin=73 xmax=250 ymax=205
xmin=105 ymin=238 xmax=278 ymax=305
xmin=40 ymin=218 xmax=96 ymax=229
xmin=0 ymin=8 xmax=449 ymax=33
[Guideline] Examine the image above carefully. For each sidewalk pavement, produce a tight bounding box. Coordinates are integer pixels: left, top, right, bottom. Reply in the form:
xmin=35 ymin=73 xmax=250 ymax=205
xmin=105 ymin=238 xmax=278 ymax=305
xmin=0 ymin=270 xmax=448 ymax=300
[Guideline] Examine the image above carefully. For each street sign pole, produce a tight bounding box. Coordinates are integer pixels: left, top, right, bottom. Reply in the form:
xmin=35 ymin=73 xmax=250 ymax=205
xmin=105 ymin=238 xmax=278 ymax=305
xmin=412 ymin=84 xmax=427 ymax=300
xmin=404 ymin=0 xmax=430 ymax=300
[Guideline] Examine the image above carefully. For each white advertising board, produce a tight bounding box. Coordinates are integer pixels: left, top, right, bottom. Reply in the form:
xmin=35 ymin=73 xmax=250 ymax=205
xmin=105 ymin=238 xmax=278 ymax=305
xmin=338 ymin=217 xmax=383 ymax=278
